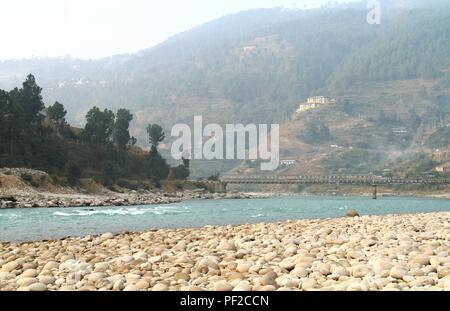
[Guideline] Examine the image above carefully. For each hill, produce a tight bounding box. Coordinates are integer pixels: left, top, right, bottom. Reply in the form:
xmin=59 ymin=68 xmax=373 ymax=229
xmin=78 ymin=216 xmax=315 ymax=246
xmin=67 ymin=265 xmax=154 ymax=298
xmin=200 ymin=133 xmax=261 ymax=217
xmin=0 ymin=0 xmax=449 ymax=177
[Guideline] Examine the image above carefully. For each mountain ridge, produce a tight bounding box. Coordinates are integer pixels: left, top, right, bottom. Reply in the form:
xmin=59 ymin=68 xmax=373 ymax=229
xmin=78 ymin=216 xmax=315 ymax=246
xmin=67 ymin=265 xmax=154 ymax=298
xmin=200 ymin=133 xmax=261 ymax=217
xmin=0 ymin=1 xmax=449 ymax=177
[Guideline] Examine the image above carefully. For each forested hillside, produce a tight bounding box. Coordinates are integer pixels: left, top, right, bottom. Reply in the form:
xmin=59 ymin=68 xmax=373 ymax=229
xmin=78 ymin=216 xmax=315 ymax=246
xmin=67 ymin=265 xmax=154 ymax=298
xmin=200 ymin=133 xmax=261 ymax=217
xmin=1 ymin=2 xmax=448 ymax=134
xmin=0 ymin=75 xmax=189 ymax=187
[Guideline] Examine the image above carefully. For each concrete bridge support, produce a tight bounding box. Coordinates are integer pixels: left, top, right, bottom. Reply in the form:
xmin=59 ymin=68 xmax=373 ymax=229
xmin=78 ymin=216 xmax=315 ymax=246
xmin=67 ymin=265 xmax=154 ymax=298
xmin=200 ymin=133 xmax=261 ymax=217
xmin=214 ymin=182 xmax=227 ymax=193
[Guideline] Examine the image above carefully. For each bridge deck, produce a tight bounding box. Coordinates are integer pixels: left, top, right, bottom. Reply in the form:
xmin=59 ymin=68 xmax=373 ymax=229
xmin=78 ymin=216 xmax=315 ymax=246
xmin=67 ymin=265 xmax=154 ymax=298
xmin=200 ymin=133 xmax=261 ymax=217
xmin=220 ymin=175 xmax=450 ymax=185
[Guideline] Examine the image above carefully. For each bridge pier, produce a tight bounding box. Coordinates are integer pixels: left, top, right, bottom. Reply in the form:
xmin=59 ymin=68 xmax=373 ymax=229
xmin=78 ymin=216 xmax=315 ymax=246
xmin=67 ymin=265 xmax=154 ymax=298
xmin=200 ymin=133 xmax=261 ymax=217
xmin=215 ymin=182 xmax=227 ymax=193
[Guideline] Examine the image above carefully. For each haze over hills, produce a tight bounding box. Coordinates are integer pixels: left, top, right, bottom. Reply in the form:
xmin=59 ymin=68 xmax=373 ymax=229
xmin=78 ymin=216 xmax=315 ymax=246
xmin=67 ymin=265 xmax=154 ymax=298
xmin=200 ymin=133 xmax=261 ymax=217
xmin=0 ymin=0 xmax=449 ymax=177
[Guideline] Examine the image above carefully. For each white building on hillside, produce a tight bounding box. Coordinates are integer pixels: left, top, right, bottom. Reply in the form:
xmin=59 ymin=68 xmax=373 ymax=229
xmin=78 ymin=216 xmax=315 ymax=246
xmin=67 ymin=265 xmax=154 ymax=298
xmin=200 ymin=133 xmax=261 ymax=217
xmin=295 ymin=96 xmax=336 ymax=115
xmin=307 ymin=96 xmax=336 ymax=105
xmin=280 ymin=159 xmax=298 ymax=167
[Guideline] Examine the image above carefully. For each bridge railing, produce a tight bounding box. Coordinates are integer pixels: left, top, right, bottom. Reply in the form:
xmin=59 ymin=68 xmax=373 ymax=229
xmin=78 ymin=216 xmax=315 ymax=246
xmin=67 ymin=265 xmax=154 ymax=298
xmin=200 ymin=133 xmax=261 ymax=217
xmin=220 ymin=175 xmax=450 ymax=185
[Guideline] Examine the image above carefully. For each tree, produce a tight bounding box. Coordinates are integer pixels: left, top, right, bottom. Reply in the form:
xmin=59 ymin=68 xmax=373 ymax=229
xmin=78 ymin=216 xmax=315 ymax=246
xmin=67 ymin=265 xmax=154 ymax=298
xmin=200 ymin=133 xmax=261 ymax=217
xmin=18 ymin=74 xmax=45 ymax=126
xmin=145 ymin=124 xmax=169 ymax=185
xmin=182 ymin=157 xmax=190 ymax=169
xmin=47 ymin=102 xmax=68 ymax=138
xmin=0 ymin=77 xmax=176 ymax=187
xmin=0 ymin=74 xmax=47 ymax=167
xmin=83 ymin=107 xmax=115 ymax=144
xmin=146 ymin=124 xmax=165 ymax=149
xmin=0 ymin=90 xmax=11 ymax=137
xmin=65 ymin=161 xmax=81 ymax=185
xmin=147 ymin=145 xmax=170 ymax=186
xmin=170 ymin=157 xmax=190 ymax=180
xmin=47 ymin=101 xmax=67 ymax=123
xmin=0 ymin=90 xmax=13 ymax=163
xmin=301 ymin=122 xmax=333 ymax=144
xmin=100 ymin=161 xmax=120 ymax=187
xmin=113 ymin=109 xmax=134 ymax=149
xmin=408 ymin=109 xmax=422 ymax=131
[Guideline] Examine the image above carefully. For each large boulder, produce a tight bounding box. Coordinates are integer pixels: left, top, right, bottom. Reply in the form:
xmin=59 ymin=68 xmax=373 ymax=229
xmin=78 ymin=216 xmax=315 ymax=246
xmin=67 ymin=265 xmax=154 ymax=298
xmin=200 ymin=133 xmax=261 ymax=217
xmin=346 ymin=209 xmax=360 ymax=217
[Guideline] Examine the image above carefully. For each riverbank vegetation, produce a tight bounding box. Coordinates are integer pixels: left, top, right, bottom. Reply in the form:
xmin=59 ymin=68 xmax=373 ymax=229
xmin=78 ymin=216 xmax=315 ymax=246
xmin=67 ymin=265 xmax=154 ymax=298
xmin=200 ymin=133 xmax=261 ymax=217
xmin=0 ymin=75 xmax=189 ymax=187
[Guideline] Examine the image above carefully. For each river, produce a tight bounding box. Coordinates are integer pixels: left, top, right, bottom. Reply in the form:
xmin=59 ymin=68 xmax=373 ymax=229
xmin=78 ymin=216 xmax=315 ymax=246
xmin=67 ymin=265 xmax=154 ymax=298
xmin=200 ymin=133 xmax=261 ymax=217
xmin=1 ymin=196 xmax=449 ymax=242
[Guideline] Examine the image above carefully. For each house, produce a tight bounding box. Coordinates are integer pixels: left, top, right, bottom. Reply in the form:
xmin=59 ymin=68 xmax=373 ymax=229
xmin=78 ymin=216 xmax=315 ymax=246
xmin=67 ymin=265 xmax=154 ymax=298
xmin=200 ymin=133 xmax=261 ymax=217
xmin=280 ymin=159 xmax=298 ymax=167
xmin=392 ymin=127 xmax=409 ymax=135
xmin=435 ymin=166 xmax=449 ymax=173
xmin=432 ymin=149 xmax=450 ymax=162
xmin=294 ymin=96 xmax=336 ymax=115
xmin=307 ymin=96 xmax=336 ymax=105
xmin=242 ymin=45 xmax=257 ymax=53
xmin=296 ymin=102 xmax=319 ymax=113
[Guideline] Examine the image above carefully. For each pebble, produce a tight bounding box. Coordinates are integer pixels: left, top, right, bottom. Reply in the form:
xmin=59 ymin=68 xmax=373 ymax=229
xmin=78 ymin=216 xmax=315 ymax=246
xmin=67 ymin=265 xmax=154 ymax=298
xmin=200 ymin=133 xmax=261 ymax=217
xmin=213 ymin=280 xmax=233 ymax=291
xmin=94 ymin=262 xmax=110 ymax=273
xmin=301 ymin=279 xmax=317 ymax=291
xmin=352 ymin=266 xmax=370 ymax=278
xmin=236 ymin=262 xmax=253 ymax=274
xmin=123 ymin=284 xmax=141 ymax=291
xmin=152 ymin=283 xmax=168 ymax=291
xmin=264 ymin=252 xmax=278 ymax=262
xmin=39 ymin=276 xmax=56 ymax=285
xmin=233 ymin=281 xmax=252 ymax=291
xmin=260 ymin=272 xmax=278 ymax=286
xmin=43 ymin=261 xmax=59 ymax=270
xmin=0 ymin=212 xmax=448 ymax=292
xmin=174 ymin=272 xmax=190 ymax=281
xmin=346 ymin=210 xmax=360 ymax=217
xmin=16 ymin=277 xmax=38 ymax=287
xmin=19 ymin=269 xmax=37 ymax=278
xmin=113 ymin=280 xmax=125 ymax=291
xmin=390 ymin=267 xmax=408 ymax=279
xmin=1 ymin=261 xmax=19 ymax=272
xmin=279 ymin=259 xmax=295 ymax=271
xmin=28 ymin=283 xmax=48 ymax=291
xmin=409 ymin=254 xmax=430 ymax=266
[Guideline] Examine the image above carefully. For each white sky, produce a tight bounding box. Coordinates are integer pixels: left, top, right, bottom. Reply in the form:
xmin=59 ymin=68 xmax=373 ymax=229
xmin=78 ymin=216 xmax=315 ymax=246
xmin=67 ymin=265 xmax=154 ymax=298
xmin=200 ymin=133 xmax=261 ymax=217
xmin=0 ymin=0 xmax=358 ymax=60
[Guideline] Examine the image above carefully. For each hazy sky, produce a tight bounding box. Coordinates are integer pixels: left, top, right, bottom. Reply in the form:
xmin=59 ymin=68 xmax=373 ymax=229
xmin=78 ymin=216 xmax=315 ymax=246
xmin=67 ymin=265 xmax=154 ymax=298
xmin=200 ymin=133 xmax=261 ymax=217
xmin=0 ymin=0 xmax=358 ymax=60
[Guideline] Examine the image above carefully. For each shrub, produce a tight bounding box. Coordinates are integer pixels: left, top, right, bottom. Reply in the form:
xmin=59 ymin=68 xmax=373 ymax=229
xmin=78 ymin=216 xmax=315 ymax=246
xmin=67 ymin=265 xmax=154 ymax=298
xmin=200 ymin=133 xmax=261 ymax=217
xmin=65 ymin=161 xmax=82 ymax=185
xmin=51 ymin=174 xmax=68 ymax=186
xmin=169 ymin=165 xmax=190 ymax=180
xmin=21 ymin=173 xmax=33 ymax=183
xmin=194 ymin=181 xmax=207 ymax=189
xmin=30 ymin=180 xmax=40 ymax=188
xmin=116 ymin=179 xmax=132 ymax=189
xmin=116 ymin=179 xmax=147 ymax=190
xmin=207 ymin=173 xmax=220 ymax=181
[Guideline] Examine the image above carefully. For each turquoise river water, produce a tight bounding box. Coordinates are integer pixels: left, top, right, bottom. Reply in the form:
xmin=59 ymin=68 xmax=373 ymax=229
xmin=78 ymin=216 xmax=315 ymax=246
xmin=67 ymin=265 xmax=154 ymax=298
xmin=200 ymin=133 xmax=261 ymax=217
xmin=0 ymin=196 xmax=449 ymax=242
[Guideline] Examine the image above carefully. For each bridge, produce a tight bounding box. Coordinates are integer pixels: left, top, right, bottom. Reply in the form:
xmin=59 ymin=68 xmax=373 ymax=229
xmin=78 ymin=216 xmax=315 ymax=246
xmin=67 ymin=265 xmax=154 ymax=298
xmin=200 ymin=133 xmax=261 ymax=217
xmin=215 ymin=175 xmax=450 ymax=199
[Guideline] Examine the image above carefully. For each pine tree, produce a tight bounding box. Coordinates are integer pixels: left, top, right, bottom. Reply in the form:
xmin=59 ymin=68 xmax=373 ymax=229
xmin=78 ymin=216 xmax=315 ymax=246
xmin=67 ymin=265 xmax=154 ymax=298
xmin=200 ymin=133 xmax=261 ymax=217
xmin=113 ymin=109 xmax=134 ymax=149
xmin=146 ymin=124 xmax=165 ymax=149
xmin=83 ymin=107 xmax=115 ymax=144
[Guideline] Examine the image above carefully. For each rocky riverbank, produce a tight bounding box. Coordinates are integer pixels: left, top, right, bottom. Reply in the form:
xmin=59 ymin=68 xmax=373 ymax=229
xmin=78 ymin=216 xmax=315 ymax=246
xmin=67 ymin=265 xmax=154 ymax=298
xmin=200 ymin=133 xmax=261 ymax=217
xmin=0 ymin=190 xmax=262 ymax=209
xmin=0 ymin=167 xmax=269 ymax=209
xmin=1 ymin=212 xmax=449 ymax=291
